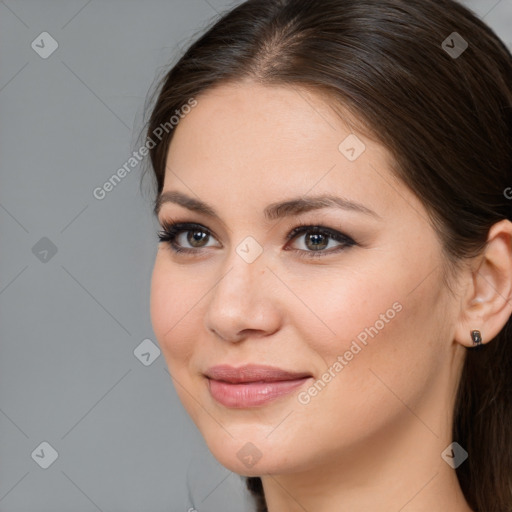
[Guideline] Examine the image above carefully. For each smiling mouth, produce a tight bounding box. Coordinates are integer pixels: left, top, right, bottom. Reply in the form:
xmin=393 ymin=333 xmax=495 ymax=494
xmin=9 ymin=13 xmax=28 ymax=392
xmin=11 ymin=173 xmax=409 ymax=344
xmin=204 ymin=364 xmax=313 ymax=408
xmin=206 ymin=377 xmax=312 ymax=408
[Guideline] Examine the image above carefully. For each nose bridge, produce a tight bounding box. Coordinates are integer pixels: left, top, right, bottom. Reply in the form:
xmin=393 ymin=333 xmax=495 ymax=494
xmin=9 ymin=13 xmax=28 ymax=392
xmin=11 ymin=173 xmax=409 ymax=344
xmin=204 ymin=238 xmax=279 ymax=340
xmin=211 ymin=239 xmax=267 ymax=310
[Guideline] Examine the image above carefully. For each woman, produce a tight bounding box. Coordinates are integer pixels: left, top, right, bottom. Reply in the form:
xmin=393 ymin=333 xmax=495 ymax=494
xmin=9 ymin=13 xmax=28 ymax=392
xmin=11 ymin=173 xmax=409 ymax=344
xmin=143 ymin=0 xmax=512 ymax=510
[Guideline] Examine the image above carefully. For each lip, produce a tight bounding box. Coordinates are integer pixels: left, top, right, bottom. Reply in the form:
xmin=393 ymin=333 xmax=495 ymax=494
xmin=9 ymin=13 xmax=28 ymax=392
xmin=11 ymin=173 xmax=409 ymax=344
xmin=204 ymin=364 xmax=312 ymax=408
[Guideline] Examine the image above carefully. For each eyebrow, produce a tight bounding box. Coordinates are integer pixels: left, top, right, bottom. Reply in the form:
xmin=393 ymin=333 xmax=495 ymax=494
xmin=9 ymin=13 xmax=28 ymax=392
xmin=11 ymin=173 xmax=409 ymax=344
xmin=154 ymin=190 xmax=381 ymax=221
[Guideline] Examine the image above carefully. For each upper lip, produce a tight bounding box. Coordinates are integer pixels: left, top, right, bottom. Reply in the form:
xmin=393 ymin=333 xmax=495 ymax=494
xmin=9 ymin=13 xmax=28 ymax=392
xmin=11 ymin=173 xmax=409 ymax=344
xmin=204 ymin=364 xmax=312 ymax=383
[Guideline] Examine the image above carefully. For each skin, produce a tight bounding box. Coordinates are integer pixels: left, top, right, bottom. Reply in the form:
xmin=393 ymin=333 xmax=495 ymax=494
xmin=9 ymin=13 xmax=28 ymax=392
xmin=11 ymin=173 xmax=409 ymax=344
xmin=150 ymin=81 xmax=512 ymax=512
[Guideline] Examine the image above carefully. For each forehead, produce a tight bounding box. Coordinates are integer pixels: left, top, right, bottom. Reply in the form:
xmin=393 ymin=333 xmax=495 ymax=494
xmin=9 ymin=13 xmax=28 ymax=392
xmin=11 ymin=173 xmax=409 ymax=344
xmin=162 ymin=81 xmax=410 ymax=221
xmin=169 ymin=81 xmax=363 ymax=159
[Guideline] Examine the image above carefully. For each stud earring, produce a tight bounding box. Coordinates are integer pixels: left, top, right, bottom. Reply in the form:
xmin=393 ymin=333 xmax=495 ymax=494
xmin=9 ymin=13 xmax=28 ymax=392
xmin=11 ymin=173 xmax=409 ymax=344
xmin=470 ymin=329 xmax=483 ymax=347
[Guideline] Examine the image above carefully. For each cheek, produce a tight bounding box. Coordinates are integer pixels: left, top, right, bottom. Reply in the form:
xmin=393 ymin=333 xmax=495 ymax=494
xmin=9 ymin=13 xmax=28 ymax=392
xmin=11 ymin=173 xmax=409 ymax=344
xmin=287 ymin=254 xmax=444 ymax=407
xmin=150 ymin=256 xmax=199 ymax=369
xmin=286 ymin=261 xmax=408 ymax=354
xmin=150 ymin=257 xmax=208 ymax=421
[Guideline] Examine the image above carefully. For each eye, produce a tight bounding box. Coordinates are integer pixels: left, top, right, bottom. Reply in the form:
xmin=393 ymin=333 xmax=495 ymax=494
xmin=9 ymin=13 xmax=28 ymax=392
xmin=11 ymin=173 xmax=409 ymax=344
xmin=285 ymin=223 xmax=356 ymax=258
xmin=157 ymin=221 xmax=357 ymax=258
xmin=157 ymin=221 xmax=220 ymax=254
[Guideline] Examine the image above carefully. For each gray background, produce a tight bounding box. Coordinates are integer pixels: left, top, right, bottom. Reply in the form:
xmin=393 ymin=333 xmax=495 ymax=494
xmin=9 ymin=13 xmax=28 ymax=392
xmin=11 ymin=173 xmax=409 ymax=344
xmin=0 ymin=1 xmax=511 ymax=511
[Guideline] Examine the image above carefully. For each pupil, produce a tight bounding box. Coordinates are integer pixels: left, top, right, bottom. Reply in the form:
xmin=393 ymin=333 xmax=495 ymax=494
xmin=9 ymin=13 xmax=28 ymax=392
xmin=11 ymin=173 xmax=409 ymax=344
xmin=188 ymin=230 xmax=208 ymax=247
xmin=306 ymin=233 xmax=327 ymax=250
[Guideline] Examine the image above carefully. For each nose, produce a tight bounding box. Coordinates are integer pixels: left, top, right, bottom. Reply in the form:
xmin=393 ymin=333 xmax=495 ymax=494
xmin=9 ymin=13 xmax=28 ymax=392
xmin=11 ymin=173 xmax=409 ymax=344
xmin=203 ymin=250 xmax=282 ymax=343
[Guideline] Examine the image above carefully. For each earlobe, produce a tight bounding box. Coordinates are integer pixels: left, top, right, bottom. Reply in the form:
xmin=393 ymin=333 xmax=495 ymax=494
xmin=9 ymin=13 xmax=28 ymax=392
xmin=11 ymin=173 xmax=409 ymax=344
xmin=454 ymin=219 xmax=512 ymax=348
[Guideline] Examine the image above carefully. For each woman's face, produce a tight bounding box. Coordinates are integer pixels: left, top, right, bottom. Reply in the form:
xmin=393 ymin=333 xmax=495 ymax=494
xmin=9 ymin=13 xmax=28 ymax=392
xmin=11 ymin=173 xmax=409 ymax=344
xmin=150 ymin=81 xmax=463 ymax=476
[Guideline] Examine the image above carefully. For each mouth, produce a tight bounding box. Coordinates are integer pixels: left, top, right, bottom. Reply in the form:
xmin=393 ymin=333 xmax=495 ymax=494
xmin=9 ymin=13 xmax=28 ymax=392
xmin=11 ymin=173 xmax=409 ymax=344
xmin=204 ymin=364 xmax=313 ymax=408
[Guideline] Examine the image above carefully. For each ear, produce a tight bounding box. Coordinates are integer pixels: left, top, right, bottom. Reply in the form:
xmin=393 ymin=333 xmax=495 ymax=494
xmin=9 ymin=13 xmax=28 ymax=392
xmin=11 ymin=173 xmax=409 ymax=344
xmin=454 ymin=219 xmax=512 ymax=348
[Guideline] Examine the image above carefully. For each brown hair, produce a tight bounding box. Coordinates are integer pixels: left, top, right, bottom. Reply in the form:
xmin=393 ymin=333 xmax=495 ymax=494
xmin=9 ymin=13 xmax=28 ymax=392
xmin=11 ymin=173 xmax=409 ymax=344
xmin=141 ymin=1 xmax=512 ymax=510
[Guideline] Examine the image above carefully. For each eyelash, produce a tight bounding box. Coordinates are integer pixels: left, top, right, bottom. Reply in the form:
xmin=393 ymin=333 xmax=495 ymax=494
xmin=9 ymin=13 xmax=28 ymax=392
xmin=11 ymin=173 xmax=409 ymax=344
xmin=157 ymin=220 xmax=357 ymax=259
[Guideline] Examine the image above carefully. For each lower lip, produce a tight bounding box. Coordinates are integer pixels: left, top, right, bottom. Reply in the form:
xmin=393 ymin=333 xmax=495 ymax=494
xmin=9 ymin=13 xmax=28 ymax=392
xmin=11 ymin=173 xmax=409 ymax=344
xmin=207 ymin=377 xmax=311 ymax=408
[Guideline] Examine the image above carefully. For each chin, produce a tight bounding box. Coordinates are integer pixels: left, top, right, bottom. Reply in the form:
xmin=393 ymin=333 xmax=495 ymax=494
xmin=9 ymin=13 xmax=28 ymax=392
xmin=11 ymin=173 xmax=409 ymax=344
xmin=200 ymin=429 xmax=307 ymax=476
